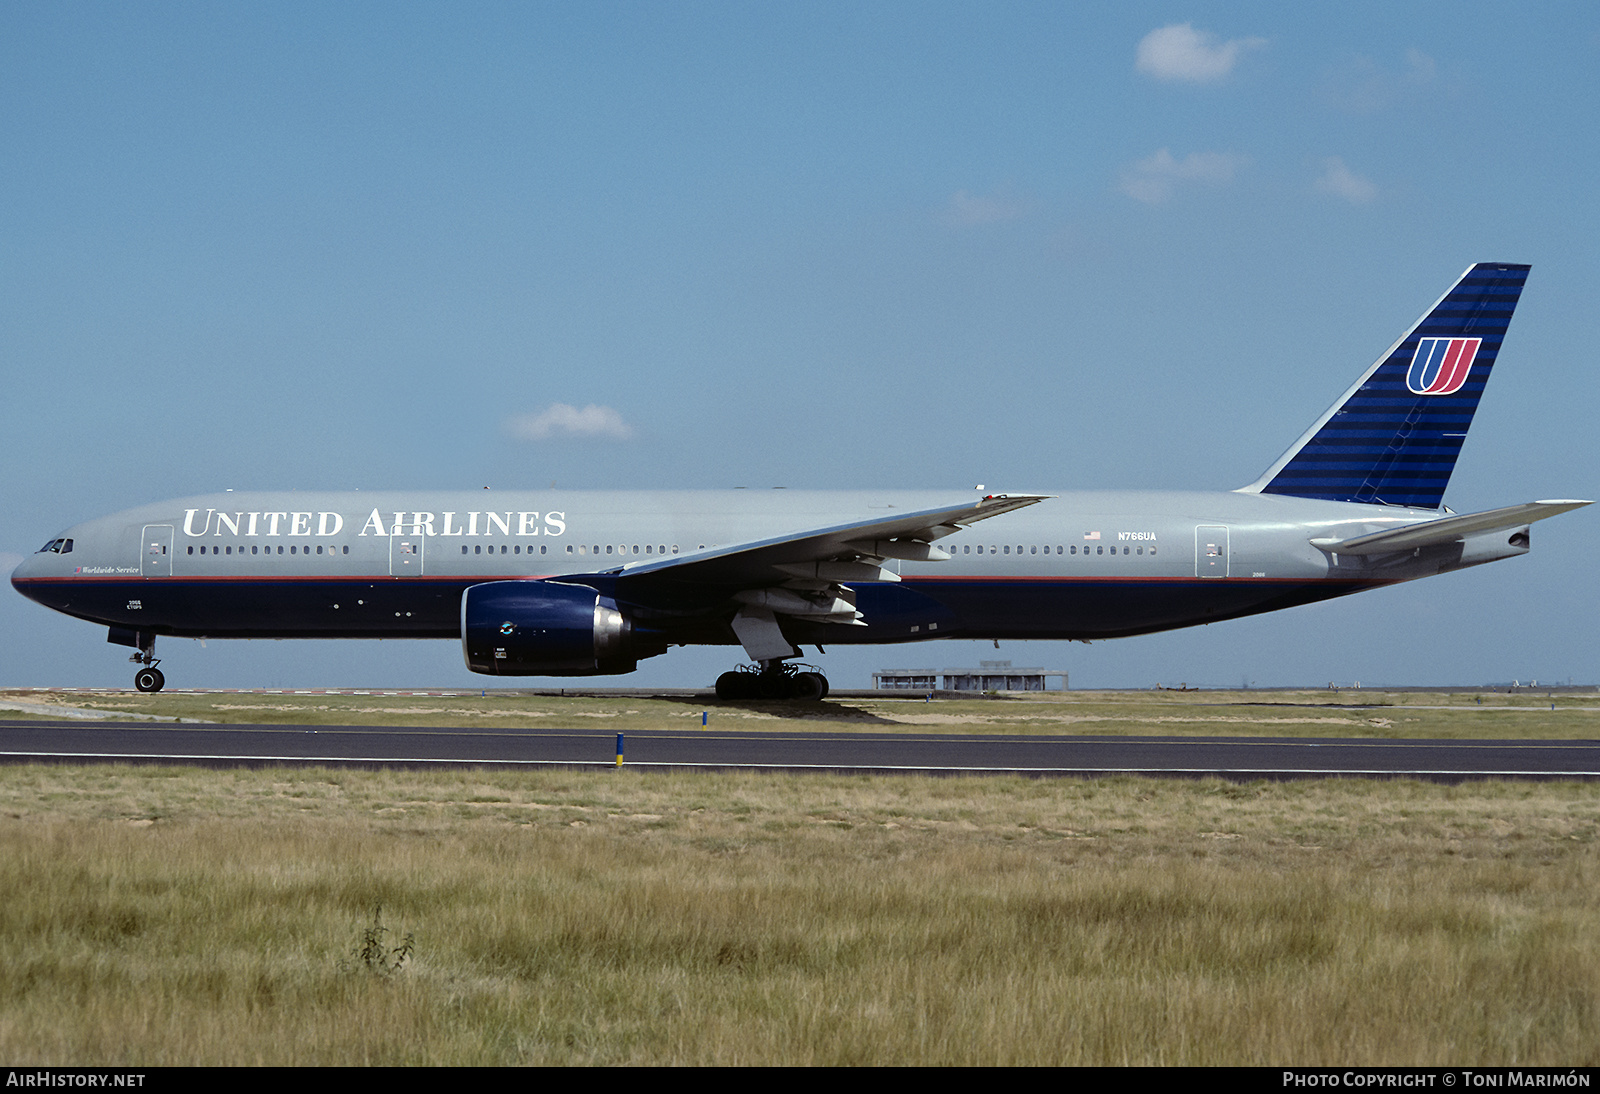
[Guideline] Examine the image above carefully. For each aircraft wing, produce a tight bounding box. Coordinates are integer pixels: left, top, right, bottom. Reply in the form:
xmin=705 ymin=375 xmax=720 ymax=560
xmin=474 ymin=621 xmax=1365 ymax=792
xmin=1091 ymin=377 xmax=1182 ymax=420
xmin=593 ymin=492 xmax=1046 ymax=658
xmin=547 ymin=492 xmax=1047 ymax=661
xmin=1310 ymin=499 xmax=1591 ymax=555
xmin=611 ymin=492 xmax=1048 ymax=588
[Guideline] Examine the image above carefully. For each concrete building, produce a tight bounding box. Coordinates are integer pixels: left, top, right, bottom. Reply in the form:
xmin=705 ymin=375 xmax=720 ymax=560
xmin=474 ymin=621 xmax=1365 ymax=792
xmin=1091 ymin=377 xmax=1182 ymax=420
xmin=872 ymin=660 xmax=1067 ymax=692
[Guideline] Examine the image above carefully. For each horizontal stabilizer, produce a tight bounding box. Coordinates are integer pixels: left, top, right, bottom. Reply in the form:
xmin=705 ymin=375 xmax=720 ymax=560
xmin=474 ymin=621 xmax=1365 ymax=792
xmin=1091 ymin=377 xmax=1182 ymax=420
xmin=1310 ymin=500 xmax=1590 ymax=555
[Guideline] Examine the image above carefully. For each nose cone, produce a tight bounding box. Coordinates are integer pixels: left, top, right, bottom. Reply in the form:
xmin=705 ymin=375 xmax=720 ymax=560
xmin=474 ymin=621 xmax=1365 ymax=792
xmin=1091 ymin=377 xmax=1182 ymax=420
xmin=10 ymin=545 xmax=72 ymax=611
xmin=11 ymin=551 xmax=47 ymax=603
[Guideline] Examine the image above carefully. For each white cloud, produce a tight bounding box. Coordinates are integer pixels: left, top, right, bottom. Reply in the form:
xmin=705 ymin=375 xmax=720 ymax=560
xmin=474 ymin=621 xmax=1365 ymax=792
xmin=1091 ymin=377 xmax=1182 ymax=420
xmin=1404 ymin=48 xmax=1437 ymax=84
xmin=505 ymin=403 xmax=635 ymax=442
xmin=1315 ymin=157 xmax=1377 ymax=204
xmin=1323 ymin=49 xmax=1439 ymax=113
xmin=1135 ymin=23 xmax=1267 ymax=84
xmin=941 ymin=188 xmax=1028 ymax=226
xmin=1120 ymin=148 xmax=1245 ymax=204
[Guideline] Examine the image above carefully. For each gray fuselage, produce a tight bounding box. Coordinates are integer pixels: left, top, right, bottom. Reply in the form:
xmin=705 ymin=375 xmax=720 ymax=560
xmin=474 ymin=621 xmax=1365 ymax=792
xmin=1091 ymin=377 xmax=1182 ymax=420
xmin=11 ymin=488 xmax=1506 ymax=651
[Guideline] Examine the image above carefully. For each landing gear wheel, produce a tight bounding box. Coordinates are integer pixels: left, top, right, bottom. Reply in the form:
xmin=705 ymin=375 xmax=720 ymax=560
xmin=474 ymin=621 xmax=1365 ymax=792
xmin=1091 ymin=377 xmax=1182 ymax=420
xmin=715 ymin=671 xmax=750 ymax=700
xmin=134 ymin=667 xmax=165 ymax=693
xmin=757 ymin=672 xmax=793 ymax=700
xmin=794 ymin=672 xmax=826 ymax=701
xmin=717 ymin=662 xmax=828 ymax=701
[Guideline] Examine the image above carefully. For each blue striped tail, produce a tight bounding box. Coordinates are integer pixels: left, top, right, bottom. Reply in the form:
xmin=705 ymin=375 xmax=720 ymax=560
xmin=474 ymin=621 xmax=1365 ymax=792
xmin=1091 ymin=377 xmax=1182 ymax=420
xmin=1247 ymin=263 xmax=1529 ymax=509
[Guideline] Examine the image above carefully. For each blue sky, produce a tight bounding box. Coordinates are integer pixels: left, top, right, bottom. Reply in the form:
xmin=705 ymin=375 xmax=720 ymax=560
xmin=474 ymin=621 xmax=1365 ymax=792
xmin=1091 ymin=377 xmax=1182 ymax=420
xmin=4 ymin=2 xmax=1597 ymax=690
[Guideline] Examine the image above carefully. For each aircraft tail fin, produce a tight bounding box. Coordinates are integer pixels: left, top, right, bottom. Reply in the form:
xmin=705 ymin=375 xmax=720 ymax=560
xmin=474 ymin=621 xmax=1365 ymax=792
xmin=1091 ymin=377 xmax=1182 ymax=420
xmin=1241 ymin=262 xmax=1530 ymax=509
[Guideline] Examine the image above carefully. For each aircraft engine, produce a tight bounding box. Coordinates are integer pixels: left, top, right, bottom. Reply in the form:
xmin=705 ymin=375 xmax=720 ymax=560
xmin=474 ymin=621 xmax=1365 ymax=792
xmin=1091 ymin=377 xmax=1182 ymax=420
xmin=461 ymin=580 xmax=661 ymax=676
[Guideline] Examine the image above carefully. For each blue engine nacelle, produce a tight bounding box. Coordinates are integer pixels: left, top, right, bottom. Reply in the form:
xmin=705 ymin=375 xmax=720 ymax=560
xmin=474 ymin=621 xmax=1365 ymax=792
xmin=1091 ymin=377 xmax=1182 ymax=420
xmin=461 ymin=580 xmax=661 ymax=676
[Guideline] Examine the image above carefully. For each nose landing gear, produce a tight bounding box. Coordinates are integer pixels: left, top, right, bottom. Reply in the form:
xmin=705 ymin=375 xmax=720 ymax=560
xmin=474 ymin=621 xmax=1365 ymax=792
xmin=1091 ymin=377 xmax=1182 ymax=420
xmin=131 ymin=638 xmax=163 ymax=693
xmin=109 ymin=628 xmax=165 ymax=692
xmin=715 ymin=660 xmax=829 ymax=701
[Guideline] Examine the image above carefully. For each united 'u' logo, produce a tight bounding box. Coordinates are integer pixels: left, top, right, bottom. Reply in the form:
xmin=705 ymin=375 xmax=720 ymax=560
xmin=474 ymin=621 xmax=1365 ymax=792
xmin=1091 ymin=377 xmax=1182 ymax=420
xmin=1406 ymin=337 xmax=1481 ymax=395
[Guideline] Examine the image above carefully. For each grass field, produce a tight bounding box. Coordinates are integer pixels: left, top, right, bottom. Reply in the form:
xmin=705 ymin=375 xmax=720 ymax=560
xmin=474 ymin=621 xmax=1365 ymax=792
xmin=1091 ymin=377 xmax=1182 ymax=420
xmin=0 ymin=754 xmax=1596 ymax=1064
xmin=6 ymin=685 xmax=1600 ymax=738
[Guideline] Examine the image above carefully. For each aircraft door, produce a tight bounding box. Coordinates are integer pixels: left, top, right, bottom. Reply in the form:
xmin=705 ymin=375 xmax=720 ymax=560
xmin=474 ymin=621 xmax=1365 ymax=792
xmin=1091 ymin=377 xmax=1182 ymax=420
xmin=389 ymin=533 xmax=425 ymax=577
xmin=141 ymin=525 xmax=173 ymax=577
xmin=1195 ymin=525 xmax=1229 ymax=578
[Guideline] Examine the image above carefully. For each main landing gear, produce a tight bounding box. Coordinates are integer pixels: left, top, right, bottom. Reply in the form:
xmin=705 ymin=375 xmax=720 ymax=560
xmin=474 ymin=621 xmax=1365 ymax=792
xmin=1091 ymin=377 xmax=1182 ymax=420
xmin=131 ymin=637 xmax=164 ymax=693
xmin=715 ymin=660 xmax=830 ymax=701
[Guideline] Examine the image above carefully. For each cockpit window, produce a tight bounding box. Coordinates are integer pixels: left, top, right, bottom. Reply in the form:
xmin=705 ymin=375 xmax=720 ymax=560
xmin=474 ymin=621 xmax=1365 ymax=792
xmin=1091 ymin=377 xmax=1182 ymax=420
xmin=37 ymin=539 xmax=63 ymax=554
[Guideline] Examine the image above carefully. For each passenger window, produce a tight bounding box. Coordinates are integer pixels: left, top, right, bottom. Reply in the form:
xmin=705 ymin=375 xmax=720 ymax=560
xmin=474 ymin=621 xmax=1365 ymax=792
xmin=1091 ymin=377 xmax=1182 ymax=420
xmin=187 ymin=546 xmax=194 ymax=555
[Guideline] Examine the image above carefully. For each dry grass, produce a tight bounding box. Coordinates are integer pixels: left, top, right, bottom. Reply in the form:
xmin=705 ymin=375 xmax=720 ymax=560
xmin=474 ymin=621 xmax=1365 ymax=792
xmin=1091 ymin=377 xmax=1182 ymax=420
xmin=0 ymin=765 xmax=1595 ymax=1064
xmin=5 ymin=686 xmax=1600 ymax=738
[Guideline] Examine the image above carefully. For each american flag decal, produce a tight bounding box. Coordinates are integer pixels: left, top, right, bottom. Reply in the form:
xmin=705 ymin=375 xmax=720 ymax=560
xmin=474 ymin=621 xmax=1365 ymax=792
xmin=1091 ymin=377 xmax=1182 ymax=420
xmin=1406 ymin=337 xmax=1481 ymax=395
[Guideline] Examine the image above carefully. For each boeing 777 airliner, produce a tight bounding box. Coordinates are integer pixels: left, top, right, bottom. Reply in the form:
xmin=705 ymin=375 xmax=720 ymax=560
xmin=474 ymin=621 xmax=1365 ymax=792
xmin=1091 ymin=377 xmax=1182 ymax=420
xmin=12 ymin=263 xmax=1587 ymax=698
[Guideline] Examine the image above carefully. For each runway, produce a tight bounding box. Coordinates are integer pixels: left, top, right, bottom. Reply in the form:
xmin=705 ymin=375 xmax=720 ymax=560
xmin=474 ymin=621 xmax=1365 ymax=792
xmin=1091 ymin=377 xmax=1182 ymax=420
xmin=1 ymin=720 xmax=1597 ymax=780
